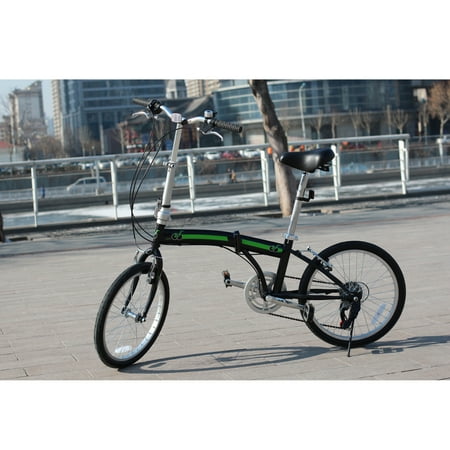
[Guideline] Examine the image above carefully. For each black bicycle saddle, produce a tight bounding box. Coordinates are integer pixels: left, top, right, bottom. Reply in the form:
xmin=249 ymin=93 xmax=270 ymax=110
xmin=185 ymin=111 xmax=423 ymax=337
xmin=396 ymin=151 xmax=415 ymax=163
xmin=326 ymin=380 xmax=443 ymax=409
xmin=280 ymin=148 xmax=335 ymax=173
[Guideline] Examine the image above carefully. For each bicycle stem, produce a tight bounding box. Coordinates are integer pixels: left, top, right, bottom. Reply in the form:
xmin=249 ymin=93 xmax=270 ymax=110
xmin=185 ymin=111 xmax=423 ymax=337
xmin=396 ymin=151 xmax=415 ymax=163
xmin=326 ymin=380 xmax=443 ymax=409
xmin=156 ymin=117 xmax=184 ymax=226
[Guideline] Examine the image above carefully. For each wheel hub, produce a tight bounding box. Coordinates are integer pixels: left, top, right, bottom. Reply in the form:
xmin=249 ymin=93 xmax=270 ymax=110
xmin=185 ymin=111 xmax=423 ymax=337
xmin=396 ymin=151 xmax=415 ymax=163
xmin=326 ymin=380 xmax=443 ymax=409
xmin=340 ymin=281 xmax=369 ymax=302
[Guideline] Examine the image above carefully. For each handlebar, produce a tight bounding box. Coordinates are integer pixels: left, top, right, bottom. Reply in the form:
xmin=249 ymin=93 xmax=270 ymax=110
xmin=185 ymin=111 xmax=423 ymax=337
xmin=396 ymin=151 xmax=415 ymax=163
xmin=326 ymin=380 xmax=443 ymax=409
xmin=132 ymin=98 xmax=150 ymax=108
xmin=208 ymin=119 xmax=242 ymax=134
xmin=132 ymin=98 xmax=242 ymax=134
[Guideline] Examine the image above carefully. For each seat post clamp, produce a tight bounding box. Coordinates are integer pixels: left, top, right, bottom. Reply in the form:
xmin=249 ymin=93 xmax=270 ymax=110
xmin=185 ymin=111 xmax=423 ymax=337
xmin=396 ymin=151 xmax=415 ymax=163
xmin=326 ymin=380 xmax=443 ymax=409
xmin=298 ymin=190 xmax=315 ymax=202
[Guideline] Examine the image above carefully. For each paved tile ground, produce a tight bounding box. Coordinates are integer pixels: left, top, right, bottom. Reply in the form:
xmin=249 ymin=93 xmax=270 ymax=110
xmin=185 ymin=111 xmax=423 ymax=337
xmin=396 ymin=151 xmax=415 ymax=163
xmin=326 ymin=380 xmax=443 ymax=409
xmin=1 ymin=195 xmax=450 ymax=381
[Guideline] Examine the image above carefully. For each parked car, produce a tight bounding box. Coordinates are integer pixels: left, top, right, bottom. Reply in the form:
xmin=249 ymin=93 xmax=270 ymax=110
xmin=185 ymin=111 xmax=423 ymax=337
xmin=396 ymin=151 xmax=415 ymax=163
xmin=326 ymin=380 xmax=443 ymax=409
xmin=204 ymin=151 xmax=222 ymax=160
xmin=239 ymin=148 xmax=261 ymax=158
xmin=66 ymin=176 xmax=107 ymax=194
xmin=98 ymin=161 xmax=110 ymax=169
xmin=78 ymin=162 xmax=95 ymax=170
xmin=117 ymin=158 xmax=139 ymax=168
xmin=222 ymin=151 xmax=241 ymax=160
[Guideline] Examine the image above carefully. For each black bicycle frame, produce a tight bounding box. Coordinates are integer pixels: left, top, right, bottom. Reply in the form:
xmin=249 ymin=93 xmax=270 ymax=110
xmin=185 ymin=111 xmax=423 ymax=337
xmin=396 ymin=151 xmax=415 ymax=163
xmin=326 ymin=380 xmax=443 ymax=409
xmin=131 ymin=101 xmax=350 ymax=313
xmin=138 ymin=224 xmax=348 ymax=306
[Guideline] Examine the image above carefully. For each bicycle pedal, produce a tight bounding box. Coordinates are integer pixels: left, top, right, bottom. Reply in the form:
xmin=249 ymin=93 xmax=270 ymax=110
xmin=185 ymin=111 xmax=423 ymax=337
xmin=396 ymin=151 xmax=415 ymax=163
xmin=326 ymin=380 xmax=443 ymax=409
xmin=222 ymin=270 xmax=246 ymax=289
xmin=222 ymin=270 xmax=231 ymax=287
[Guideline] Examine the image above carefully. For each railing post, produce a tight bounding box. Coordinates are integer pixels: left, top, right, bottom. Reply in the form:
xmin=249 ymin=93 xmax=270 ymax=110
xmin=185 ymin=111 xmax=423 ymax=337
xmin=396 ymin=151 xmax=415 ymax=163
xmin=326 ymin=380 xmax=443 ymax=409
xmin=110 ymin=160 xmax=119 ymax=220
xmin=31 ymin=166 xmax=39 ymax=227
xmin=260 ymin=149 xmax=270 ymax=206
xmin=331 ymin=144 xmax=341 ymax=201
xmin=437 ymin=138 xmax=444 ymax=166
xmin=398 ymin=140 xmax=408 ymax=195
xmin=186 ymin=154 xmax=196 ymax=213
xmin=95 ymin=160 xmax=101 ymax=195
xmin=405 ymin=139 xmax=410 ymax=181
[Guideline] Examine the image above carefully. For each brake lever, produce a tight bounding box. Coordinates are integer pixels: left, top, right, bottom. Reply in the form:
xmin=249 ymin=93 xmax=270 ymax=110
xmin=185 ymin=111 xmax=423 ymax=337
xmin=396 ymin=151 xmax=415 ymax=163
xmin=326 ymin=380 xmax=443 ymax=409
xmin=197 ymin=126 xmax=223 ymax=142
xmin=130 ymin=110 xmax=152 ymax=121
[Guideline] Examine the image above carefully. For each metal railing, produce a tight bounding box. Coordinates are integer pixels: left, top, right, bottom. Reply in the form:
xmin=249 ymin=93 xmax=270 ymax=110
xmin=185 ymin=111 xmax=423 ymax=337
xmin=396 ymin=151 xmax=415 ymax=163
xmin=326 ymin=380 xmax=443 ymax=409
xmin=1 ymin=133 xmax=449 ymax=228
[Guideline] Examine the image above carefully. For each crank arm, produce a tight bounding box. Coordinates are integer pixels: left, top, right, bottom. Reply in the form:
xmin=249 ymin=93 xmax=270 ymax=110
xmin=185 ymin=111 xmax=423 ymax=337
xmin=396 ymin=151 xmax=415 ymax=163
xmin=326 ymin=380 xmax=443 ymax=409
xmin=222 ymin=270 xmax=245 ymax=289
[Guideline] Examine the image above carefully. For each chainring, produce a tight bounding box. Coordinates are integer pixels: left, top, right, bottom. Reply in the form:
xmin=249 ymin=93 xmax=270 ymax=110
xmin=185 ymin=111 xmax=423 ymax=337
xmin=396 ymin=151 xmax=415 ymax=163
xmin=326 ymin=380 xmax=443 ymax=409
xmin=244 ymin=272 xmax=284 ymax=314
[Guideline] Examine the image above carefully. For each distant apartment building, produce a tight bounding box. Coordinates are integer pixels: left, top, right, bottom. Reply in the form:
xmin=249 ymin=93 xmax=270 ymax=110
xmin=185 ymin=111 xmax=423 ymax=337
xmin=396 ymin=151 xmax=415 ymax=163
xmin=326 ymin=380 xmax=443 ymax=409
xmin=9 ymin=81 xmax=47 ymax=145
xmin=166 ymin=80 xmax=187 ymax=99
xmin=185 ymin=80 xmax=220 ymax=98
xmin=0 ymin=118 xmax=10 ymax=142
xmin=56 ymin=80 xmax=167 ymax=155
xmin=212 ymin=80 xmax=439 ymax=145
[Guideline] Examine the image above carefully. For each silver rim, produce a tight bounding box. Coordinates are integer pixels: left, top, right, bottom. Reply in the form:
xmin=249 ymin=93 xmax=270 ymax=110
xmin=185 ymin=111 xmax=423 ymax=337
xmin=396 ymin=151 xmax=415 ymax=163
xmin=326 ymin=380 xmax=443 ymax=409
xmin=103 ymin=271 xmax=165 ymax=361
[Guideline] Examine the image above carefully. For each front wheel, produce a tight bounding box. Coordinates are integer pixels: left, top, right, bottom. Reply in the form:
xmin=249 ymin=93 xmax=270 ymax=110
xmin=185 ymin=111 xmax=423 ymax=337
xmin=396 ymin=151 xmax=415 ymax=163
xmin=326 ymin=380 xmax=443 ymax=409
xmin=94 ymin=262 xmax=169 ymax=368
xmin=299 ymin=241 xmax=405 ymax=348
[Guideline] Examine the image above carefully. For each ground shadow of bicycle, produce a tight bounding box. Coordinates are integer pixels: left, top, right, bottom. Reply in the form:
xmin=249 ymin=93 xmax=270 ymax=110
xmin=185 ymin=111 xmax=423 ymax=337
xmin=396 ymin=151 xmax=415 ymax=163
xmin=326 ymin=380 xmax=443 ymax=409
xmin=119 ymin=334 xmax=450 ymax=375
xmin=120 ymin=344 xmax=335 ymax=375
xmin=367 ymin=334 xmax=450 ymax=354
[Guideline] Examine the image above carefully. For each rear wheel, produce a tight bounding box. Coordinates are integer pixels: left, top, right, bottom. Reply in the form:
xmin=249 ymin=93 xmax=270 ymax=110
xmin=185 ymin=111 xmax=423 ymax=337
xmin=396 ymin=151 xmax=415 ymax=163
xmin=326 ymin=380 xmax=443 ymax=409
xmin=94 ymin=262 xmax=169 ymax=368
xmin=299 ymin=241 xmax=405 ymax=348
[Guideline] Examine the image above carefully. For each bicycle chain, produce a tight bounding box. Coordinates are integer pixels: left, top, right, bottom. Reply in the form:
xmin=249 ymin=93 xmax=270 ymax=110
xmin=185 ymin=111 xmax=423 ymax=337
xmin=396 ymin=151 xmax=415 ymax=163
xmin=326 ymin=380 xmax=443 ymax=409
xmin=268 ymin=312 xmax=342 ymax=329
xmin=270 ymin=275 xmax=343 ymax=329
xmin=268 ymin=312 xmax=306 ymax=323
xmin=284 ymin=275 xmax=301 ymax=281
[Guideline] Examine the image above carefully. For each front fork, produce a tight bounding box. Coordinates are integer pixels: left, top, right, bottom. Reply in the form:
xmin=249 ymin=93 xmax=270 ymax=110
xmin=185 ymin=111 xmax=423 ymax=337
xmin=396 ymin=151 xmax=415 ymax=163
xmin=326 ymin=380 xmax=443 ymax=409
xmin=122 ymin=248 xmax=163 ymax=323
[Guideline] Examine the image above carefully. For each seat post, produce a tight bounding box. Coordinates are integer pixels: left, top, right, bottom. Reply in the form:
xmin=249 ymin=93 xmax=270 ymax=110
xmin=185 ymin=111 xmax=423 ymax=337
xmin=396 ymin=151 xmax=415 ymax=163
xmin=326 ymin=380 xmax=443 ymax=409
xmin=284 ymin=172 xmax=309 ymax=241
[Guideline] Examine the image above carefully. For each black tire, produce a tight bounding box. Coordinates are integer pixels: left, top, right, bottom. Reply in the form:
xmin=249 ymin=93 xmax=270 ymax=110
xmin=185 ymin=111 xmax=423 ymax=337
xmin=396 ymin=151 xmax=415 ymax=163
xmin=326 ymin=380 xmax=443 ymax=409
xmin=299 ymin=241 xmax=405 ymax=348
xmin=94 ymin=263 xmax=169 ymax=368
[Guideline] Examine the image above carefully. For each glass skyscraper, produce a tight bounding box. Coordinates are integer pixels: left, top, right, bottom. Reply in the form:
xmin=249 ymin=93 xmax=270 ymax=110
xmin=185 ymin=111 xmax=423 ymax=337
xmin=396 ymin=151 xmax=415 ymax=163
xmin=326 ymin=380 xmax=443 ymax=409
xmin=213 ymin=79 xmax=434 ymax=143
xmin=58 ymin=80 xmax=166 ymax=154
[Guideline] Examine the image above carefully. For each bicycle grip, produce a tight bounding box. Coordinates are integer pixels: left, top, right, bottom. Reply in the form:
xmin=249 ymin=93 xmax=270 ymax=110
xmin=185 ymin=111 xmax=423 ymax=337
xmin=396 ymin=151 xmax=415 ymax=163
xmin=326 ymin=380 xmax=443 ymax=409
xmin=211 ymin=119 xmax=243 ymax=133
xmin=132 ymin=98 xmax=149 ymax=107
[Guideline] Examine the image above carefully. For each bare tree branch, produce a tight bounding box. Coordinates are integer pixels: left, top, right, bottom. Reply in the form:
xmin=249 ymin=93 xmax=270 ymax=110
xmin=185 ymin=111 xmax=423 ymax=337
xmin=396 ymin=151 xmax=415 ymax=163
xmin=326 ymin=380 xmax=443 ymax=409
xmin=392 ymin=109 xmax=409 ymax=133
xmin=350 ymin=108 xmax=362 ymax=137
xmin=427 ymin=81 xmax=450 ymax=136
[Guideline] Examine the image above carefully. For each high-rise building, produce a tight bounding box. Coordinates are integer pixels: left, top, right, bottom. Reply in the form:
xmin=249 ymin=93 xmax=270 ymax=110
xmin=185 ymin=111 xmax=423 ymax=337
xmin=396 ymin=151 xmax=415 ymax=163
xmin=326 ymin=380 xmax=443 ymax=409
xmin=165 ymin=80 xmax=187 ymax=99
xmin=9 ymin=81 xmax=47 ymax=145
xmin=185 ymin=80 xmax=221 ymax=98
xmin=51 ymin=80 xmax=63 ymax=144
xmin=57 ymin=80 xmax=166 ymax=155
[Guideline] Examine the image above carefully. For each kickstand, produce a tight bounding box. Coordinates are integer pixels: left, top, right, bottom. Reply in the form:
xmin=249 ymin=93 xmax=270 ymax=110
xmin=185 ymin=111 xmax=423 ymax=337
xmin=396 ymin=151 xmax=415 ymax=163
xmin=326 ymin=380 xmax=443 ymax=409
xmin=347 ymin=320 xmax=355 ymax=357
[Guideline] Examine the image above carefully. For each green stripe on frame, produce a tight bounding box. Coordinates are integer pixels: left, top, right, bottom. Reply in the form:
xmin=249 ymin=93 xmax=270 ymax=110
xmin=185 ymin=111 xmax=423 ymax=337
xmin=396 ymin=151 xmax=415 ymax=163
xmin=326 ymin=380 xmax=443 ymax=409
xmin=242 ymin=239 xmax=283 ymax=253
xmin=182 ymin=234 xmax=229 ymax=242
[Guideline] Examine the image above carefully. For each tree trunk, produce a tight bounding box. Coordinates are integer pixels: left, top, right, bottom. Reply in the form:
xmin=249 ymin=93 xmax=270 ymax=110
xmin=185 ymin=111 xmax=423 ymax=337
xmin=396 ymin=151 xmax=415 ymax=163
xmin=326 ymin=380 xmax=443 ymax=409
xmin=249 ymin=80 xmax=297 ymax=216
